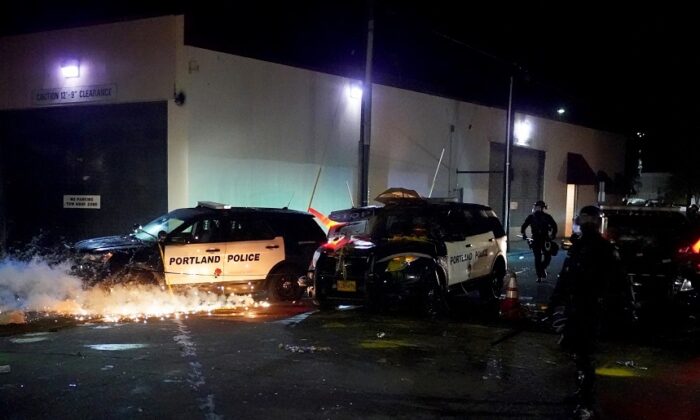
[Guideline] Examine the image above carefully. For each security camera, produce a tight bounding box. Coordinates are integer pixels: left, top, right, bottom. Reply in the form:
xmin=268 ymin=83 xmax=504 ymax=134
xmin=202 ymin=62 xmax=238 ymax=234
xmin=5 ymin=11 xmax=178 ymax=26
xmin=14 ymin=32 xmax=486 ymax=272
xmin=174 ymin=91 xmax=186 ymax=106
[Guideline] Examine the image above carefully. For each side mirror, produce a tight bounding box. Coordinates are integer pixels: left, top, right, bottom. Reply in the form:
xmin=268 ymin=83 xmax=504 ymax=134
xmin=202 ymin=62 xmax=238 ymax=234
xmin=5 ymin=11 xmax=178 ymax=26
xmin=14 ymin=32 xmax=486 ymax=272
xmin=132 ymin=223 xmax=141 ymax=232
xmin=157 ymin=230 xmax=167 ymax=243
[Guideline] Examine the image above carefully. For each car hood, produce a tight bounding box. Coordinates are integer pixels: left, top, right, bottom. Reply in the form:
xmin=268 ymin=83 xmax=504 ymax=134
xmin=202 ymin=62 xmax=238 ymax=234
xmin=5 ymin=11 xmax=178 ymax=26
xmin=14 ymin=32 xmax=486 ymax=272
xmin=73 ymin=235 xmax=148 ymax=252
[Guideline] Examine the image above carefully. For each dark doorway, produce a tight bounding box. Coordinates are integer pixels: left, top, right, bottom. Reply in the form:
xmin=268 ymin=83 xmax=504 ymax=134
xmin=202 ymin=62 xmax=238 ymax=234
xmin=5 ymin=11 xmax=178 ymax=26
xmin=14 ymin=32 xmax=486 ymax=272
xmin=488 ymin=142 xmax=545 ymax=230
xmin=0 ymin=102 xmax=167 ymax=250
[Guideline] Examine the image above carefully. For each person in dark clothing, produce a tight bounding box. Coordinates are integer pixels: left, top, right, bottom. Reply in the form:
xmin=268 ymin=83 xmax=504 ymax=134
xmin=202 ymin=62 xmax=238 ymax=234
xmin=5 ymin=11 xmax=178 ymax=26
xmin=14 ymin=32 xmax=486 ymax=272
xmin=548 ymin=205 xmax=624 ymax=419
xmin=521 ymin=200 xmax=558 ymax=281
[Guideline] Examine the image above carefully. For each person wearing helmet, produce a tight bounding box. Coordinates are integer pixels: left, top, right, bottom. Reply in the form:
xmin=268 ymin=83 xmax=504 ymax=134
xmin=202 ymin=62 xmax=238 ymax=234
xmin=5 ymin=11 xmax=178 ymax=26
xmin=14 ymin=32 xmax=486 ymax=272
xmin=520 ymin=200 xmax=558 ymax=282
xmin=548 ymin=205 xmax=624 ymax=419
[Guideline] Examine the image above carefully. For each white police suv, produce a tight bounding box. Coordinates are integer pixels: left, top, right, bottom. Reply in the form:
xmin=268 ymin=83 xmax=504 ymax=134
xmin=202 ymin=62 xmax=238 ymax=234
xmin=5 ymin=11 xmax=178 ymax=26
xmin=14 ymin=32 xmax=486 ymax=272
xmin=71 ymin=202 xmax=326 ymax=301
xmin=311 ymin=199 xmax=508 ymax=314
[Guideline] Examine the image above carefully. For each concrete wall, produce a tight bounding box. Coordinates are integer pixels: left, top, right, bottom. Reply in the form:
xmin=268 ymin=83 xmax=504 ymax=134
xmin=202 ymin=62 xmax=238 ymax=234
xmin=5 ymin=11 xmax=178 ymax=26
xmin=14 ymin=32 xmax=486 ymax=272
xmin=1 ymin=16 xmax=627 ymax=237
xmin=177 ymin=47 xmax=360 ymax=213
xmin=0 ymin=16 xmax=178 ymax=109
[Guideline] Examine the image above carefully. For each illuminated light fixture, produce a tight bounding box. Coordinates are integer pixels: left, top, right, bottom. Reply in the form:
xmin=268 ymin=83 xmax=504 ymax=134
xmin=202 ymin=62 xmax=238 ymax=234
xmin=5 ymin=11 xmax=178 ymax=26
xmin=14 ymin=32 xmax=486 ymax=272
xmin=514 ymin=120 xmax=532 ymax=145
xmin=557 ymin=107 xmax=566 ymax=115
xmin=61 ymin=59 xmax=80 ymax=78
xmin=346 ymin=82 xmax=363 ymax=100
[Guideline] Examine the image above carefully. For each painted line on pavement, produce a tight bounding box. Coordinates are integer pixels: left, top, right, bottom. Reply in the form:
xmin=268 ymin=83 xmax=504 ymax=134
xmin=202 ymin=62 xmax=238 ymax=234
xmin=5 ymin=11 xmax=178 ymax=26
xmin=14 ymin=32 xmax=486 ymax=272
xmin=174 ymin=319 xmax=222 ymax=420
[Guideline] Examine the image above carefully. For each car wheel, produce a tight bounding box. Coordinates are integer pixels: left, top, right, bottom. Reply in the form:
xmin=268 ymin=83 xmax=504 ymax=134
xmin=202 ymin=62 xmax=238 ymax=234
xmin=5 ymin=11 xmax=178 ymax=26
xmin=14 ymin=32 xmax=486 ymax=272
xmin=422 ymin=269 xmax=448 ymax=317
xmin=267 ymin=266 xmax=303 ymax=302
xmin=480 ymin=263 xmax=505 ymax=302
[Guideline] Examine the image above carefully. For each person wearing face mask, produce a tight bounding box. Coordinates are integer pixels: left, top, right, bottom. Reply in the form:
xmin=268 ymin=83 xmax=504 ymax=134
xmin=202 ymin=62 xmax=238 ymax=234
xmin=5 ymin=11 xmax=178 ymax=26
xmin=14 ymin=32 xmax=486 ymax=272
xmin=521 ymin=200 xmax=558 ymax=282
xmin=547 ymin=205 xmax=623 ymax=419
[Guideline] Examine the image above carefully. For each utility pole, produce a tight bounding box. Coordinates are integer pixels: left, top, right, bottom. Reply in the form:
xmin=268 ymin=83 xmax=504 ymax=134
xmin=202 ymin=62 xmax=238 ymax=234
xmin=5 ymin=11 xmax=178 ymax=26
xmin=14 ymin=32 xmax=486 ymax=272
xmin=503 ymin=75 xmax=515 ymax=246
xmin=358 ymin=0 xmax=374 ymax=207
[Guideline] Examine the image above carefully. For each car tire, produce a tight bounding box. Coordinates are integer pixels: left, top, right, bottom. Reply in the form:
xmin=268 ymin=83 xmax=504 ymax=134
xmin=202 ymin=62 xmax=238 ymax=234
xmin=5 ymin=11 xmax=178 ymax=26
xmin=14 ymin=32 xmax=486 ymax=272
xmin=480 ymin=262 xmax=505 ymax=303
xmin=422 ymin=269 xmax=449 ymax=317
xmin=267 ymin=265 xmax=303 ymax=302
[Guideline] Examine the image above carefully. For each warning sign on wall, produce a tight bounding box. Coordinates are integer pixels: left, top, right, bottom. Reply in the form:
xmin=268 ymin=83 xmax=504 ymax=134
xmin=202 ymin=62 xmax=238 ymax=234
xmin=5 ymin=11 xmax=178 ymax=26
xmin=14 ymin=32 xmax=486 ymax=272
xmin=63 ymin=195 xmax=101 ymax=209
xmin=33 ymin=84 xmax=117 ymax=106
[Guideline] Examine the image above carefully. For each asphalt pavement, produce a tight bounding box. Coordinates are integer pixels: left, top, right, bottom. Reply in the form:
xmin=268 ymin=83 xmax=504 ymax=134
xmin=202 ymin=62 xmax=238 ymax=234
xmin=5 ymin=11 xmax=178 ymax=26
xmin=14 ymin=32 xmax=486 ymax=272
xmin=1 ymin=240 xmax=698 ymax=419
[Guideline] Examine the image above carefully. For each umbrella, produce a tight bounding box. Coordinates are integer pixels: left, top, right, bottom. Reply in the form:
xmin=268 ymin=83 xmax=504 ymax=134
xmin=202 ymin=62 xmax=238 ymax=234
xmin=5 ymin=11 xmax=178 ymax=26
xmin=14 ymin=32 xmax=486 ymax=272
xmin=374 ymin=187 xmax=422 ymax=204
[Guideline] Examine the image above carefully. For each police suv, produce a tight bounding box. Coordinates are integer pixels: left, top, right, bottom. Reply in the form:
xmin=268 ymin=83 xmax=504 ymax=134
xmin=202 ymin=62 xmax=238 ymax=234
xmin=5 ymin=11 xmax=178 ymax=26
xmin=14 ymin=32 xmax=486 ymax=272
xmin=310 ymin=199 xmax=508 ymax=314
xmin=71 ymin=202 xmax=326 ymax=301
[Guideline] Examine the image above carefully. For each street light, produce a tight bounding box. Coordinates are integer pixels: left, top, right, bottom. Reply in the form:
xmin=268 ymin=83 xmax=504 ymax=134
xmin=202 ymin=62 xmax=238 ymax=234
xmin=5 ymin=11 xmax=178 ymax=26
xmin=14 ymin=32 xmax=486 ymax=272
xmin=514 ymin=120 xmax=532 ymax=146
xmin=61 ymin=59 xmax=80 ymax=78
xmin=557 ymin=107 xmax=566 ymax=115
xmin=346 ymin=82 xmax=363 ymax=100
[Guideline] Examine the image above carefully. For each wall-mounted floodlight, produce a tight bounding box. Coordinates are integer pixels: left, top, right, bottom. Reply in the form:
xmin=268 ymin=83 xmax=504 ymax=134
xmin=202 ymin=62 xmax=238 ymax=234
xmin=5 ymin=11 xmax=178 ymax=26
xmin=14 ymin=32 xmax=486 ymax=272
xmin=61 ymin=59 xmax=80 ymax=78
xmin=514 ymin=120 xmax=532 ymax=145
xmin=346 ymin=82 xmax=363 ymax=100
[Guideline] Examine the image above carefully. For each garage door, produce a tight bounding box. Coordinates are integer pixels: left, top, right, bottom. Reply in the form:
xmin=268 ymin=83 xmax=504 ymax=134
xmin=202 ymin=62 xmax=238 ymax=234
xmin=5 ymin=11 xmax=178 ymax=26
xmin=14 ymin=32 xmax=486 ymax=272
xmin=0 ymin=102 xmax=167 ymax=250
xmin=488 ymin=142 xmax=545 ymax=232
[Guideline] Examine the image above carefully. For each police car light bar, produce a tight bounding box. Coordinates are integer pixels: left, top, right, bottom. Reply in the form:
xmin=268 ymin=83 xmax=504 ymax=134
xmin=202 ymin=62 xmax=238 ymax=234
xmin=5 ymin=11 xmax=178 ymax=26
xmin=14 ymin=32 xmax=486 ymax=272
xmin=197 ymin=201 xmax=231 ymax=210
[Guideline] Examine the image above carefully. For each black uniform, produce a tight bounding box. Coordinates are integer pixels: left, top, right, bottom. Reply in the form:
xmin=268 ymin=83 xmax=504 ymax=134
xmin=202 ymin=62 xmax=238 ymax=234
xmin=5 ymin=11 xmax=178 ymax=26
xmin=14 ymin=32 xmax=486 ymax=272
xmin=549 ymin=229 xmax=623 ymax=409
xmin=521 ymin=211 xmax=558 ymax=278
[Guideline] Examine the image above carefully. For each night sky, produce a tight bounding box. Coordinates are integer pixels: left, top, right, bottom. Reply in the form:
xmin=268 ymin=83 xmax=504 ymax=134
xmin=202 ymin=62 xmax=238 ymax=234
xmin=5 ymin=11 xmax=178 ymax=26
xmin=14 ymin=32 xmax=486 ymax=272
xmin=2 ymin=1 xmax=698 ymax=173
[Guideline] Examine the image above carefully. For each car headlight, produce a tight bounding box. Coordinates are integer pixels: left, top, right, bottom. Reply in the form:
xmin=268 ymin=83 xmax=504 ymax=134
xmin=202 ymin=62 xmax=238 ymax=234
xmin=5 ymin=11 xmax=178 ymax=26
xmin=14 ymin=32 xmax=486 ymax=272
xmin=386 ymin=255 xmax=418 ymax=272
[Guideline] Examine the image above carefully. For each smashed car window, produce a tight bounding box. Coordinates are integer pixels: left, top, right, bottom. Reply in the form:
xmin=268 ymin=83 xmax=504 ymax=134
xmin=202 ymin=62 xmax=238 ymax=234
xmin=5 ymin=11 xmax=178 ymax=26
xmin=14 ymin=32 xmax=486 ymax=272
xmin=328 ymin=220 xmax=369 ymax=239
xmin=370 ymin=209 xmax=436 ymax=239
xmin=135 ymin=214 xmax=186 ymax=241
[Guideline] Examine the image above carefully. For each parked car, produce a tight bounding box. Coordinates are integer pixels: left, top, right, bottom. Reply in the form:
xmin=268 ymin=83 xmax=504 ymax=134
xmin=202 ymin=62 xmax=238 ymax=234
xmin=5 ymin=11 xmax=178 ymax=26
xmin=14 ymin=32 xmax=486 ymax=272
xmin=309 ymin=198 xmax=508 ymax=314
xmin=70 ymin=201 xmax=326 ymax=301
xmin=598 ymin=205 xmax=690 ymax=316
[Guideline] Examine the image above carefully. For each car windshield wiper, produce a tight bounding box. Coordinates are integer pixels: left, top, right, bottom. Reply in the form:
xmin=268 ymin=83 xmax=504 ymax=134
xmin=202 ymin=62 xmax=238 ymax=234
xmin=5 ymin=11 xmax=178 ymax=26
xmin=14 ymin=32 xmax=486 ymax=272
xmin=132 ymin=225 xmax=158 ymax=241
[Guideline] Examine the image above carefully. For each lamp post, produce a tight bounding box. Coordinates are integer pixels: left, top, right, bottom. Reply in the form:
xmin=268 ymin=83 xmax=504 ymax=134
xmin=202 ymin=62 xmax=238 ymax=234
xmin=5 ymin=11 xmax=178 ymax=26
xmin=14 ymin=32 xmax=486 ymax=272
xmin=503 ymin=75 xmax=515 ymax=246
xmin=358 ymin=0 xmax=374 ymax=207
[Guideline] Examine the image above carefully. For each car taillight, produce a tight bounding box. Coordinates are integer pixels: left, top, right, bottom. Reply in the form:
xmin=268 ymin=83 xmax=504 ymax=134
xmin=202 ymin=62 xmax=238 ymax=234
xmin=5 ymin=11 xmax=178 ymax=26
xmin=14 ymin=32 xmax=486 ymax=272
xmin=322 ymin=236 xmax=349 ymax=251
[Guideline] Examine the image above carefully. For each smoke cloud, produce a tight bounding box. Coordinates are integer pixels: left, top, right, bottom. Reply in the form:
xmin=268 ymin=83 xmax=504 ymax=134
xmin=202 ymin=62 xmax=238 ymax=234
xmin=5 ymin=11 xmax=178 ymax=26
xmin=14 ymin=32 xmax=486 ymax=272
xmin=0 ymin=258 xmax=258 ymax=325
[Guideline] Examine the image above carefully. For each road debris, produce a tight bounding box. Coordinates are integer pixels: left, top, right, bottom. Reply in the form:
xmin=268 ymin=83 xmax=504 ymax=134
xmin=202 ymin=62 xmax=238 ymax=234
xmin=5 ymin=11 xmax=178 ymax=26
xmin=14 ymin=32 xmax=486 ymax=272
xmin=616 ymin=360 xmax=648 ymax=370
xmin=278 ymin=343 xmax=331 ymax=353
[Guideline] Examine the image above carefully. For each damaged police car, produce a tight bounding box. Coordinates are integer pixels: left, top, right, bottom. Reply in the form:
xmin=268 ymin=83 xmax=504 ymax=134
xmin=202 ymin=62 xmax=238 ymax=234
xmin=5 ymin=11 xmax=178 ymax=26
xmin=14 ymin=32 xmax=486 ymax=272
xmin=70 ymin=202 xmax=326 ymax=301
xmin=310 ymin=199 xmax=508 ymax=314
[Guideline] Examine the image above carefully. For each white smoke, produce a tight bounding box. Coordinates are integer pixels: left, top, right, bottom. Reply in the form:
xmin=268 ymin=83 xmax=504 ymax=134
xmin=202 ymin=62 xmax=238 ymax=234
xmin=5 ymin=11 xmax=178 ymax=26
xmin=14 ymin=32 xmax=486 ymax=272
xmin=0 ymin=258 xmax=81 ymax=313
xmin=0 ymin=258 xmax=260 ymax=325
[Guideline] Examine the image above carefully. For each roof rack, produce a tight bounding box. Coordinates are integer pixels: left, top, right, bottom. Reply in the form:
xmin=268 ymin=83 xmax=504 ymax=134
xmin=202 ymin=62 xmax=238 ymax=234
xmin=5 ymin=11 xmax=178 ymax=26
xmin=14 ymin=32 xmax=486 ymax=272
xmin=197 ymin=201 xmax=231 ymax=210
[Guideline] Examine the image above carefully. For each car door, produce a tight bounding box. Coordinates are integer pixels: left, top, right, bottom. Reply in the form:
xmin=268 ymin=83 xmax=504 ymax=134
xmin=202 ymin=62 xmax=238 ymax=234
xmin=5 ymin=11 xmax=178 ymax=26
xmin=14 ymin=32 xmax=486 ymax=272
xmin=223 ymin=216 xmax=285 ymax=282
xmin=443 ymin=208 xmax=473 ymax=286
xmin=163 ymin=216 xmax=227 ymax=285
xmin=463 ymin=209 xmax=496 ymax=279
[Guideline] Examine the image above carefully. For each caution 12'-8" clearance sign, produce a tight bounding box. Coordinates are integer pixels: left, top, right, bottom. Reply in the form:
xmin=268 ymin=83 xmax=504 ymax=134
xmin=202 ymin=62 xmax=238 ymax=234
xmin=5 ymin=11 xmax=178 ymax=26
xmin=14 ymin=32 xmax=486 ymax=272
xmin=33 ymin=84 xmax=117 ymax=105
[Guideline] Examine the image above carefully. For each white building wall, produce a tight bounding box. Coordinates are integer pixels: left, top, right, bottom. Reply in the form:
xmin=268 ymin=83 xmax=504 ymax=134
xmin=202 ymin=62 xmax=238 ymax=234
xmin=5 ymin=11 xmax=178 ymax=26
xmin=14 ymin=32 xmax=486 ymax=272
xmin=0 ymin=16 xmax=178 ymax=109
xmin=178 ymin=47 xmax=360 ymax=213
xmin=1 ymin=16 xmax=627 ymax=233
